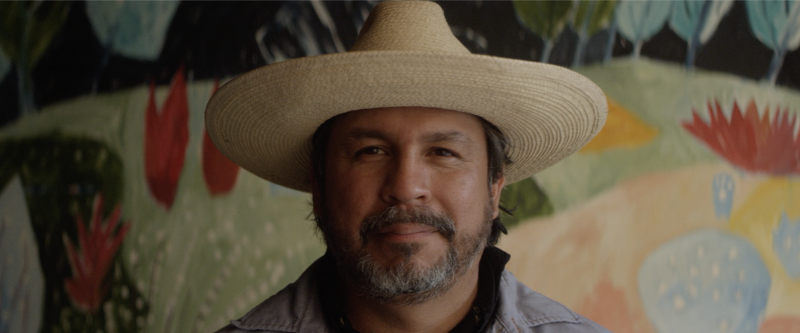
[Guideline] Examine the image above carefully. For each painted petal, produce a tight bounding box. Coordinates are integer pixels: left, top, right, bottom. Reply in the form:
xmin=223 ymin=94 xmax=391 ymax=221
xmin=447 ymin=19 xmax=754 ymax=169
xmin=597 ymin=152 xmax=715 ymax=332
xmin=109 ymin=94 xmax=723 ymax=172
xmin=144 ymin=67 xmax=189 ymax=209
xmin=728 ymin=101 xmax=758 ymax=171
xmin=62 ymin=193 xmax=130 ymax=314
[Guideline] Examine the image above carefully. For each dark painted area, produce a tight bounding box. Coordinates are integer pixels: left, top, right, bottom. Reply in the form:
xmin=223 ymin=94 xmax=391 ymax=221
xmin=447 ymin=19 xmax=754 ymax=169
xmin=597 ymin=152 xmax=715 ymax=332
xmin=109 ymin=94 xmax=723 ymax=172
xmin=2 ymin=0 xmax=798 ymax=128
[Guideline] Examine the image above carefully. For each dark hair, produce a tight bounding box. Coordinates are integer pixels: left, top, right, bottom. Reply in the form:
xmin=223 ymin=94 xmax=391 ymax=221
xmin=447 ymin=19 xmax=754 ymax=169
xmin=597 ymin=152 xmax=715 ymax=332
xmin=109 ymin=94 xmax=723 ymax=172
xmin=311 ymin=113 xmax=512 ymax=246
xmin=480 ymin=117 xmax=513 ymax=246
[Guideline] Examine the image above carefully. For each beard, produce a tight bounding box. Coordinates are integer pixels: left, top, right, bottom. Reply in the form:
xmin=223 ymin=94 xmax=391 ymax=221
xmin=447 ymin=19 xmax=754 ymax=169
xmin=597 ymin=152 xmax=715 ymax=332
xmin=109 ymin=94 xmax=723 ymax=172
xmin=316 ymin=205 xmax=493 ymax=305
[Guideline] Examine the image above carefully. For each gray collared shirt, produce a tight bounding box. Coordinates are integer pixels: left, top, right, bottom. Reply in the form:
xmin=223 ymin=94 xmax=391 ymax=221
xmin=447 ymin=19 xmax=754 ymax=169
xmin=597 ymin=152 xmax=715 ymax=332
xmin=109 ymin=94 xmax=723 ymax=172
xmin=216 ymin=256 xmax=612 ymax=333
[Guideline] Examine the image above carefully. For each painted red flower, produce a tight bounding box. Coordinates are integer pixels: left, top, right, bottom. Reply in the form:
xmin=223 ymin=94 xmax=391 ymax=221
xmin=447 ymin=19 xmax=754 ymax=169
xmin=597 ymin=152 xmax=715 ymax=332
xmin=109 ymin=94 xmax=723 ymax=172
xmin=63 ymin=193 xmax=130 ymax=313
xmin=682 ymin=99 xmax=800 ymax=175
xmin=202 ymin=79 xmax=240 ymax=195
xmin=145 ymin=66 xmax=189 ymax=209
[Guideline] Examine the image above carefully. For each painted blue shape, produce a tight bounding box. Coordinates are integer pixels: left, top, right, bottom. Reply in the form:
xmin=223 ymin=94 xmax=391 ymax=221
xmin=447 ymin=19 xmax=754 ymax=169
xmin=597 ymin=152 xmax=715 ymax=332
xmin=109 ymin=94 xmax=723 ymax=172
xmin=0 ymin=176 xmax=44 ymax=333
xmin=616 ymin=0 xmax=672 ymax=45
xmin=773 ymin=212 xmax=800 ymax=279
xmin=745 ymin=0 xmax=800 ymax=82
xmin=670 ymin=0 xmax=733 ymax=44
xmin=745 ymin=0 xmax=800 ymax=50
xmin=712 ymin=173 xmax=735 ymax=219
xmin=86 ymin=1 xmax=179 ymax=61
xmin=669 ymin=0 xmax=733 ymax=67
xmin=638 ymin=229 xmax=770 ymax=333
xmin=670 ymin=1 xmax=710 ymax=42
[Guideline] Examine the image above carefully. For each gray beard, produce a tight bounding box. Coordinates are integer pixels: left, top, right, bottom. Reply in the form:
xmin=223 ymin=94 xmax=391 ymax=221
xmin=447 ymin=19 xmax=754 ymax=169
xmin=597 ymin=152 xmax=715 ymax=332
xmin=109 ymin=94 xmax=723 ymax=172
xmin=320 ymin=205 xmax=492 ymax=305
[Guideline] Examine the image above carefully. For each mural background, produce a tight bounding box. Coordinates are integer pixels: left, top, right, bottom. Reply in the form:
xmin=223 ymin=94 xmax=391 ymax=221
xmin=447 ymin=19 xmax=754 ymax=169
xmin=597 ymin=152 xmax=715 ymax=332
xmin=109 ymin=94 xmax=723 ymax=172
xmin=1 ymin=1 xmax=799 ymax=332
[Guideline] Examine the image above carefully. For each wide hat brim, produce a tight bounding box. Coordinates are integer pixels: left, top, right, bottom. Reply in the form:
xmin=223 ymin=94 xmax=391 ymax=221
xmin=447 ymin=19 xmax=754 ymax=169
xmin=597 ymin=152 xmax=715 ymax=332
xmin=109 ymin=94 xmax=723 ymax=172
xmin=206 ymin=49 xmax=607 ymax=192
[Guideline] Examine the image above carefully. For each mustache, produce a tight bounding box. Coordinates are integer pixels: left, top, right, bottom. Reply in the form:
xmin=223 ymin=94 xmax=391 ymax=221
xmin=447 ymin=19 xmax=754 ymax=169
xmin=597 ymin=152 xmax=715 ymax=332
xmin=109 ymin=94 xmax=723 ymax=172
xmin=359 ymin=206 xmax=456 ymax=245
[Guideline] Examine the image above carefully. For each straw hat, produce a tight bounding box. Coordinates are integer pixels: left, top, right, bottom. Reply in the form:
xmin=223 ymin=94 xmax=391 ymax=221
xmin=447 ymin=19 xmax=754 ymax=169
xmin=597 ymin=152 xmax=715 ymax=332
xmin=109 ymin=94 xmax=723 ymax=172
xmin=205 ymin=0 xmax=607 ymax=193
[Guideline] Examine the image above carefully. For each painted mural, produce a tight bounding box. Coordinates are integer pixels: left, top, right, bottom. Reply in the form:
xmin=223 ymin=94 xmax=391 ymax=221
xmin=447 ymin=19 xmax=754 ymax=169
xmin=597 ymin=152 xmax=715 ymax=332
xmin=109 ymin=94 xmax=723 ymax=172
xmin=0 ymin=1 xmax=799 ymax=332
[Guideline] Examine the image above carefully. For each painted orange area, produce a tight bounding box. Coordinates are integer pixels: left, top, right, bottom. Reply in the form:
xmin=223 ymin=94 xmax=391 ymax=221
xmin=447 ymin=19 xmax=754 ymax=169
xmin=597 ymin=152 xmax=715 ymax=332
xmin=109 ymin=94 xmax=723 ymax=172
xmin=728 ymin=177 xmax=800 ymax=315
xmin=578 ymin=278 xmax=635 ymax=333
xmin=580 ymin=97 xmax=658 ymax=152
xmin=759 ymin=316 xmax=800 ymax=333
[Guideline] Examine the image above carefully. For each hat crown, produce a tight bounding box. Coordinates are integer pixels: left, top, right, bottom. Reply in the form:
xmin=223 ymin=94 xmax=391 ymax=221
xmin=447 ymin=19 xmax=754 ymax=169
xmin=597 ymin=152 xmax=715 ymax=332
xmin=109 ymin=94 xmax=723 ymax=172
xmin=350 ymin=1 xmax=470 ymax=54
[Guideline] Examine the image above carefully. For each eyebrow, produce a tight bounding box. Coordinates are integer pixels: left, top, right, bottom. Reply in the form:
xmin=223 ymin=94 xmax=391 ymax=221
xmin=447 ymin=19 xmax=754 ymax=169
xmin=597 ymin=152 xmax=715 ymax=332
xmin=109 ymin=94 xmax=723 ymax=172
xmin=345 ymin=128 xmax=475 ymax=146
xmin=422 ymin=131 xmax=473 ymax=146
xmin=346 ymin=129 xmax=386 ymax=141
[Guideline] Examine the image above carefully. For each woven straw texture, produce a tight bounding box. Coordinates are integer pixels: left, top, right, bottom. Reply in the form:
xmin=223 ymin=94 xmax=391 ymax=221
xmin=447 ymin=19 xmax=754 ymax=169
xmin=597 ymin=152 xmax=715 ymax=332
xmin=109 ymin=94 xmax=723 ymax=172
xmin=205 ymin=1 xmax=607 ymax=192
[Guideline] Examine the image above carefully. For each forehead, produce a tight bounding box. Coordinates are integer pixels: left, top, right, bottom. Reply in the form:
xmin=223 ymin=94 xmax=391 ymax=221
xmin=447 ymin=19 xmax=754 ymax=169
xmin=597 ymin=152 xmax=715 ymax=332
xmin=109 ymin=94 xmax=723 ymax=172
xmin=329 ymin=107 xmax=486 ymax=141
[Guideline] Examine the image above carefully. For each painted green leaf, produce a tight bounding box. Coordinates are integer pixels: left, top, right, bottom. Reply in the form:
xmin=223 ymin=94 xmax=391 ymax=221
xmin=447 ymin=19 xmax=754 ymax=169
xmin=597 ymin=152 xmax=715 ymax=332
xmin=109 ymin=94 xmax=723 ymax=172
xmin=0 ymin=2 xmax=69 ymax=70
xmin=27 ymin=2 xmax=70 ymax=67
xmin=0 ymin=1 xmax=26 ymax=62
xmin=574 ymin=0 xmax=618 ymax=37
xmin=513 ymin=0 xmax=574 ymax=41
xmin=500 ymin=177 xmax=554 ymax=228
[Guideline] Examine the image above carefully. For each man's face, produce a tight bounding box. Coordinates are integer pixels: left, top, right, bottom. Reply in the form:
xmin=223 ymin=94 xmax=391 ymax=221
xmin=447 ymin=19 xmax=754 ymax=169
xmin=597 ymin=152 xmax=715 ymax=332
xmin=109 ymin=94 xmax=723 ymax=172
xmin=313 ymin=107 xmax=504 ymax=304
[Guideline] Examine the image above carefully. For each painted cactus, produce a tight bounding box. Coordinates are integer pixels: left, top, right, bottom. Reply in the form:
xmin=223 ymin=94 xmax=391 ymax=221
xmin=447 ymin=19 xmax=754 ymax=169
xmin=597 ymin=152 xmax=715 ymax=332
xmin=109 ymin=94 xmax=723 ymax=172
xmin=773 ymin=213 xmax=800 ymax=279
xmin=638 ymin=229 xmax=771 ymax=333
xmin=63 ymin=193 xmax=130 ymax=313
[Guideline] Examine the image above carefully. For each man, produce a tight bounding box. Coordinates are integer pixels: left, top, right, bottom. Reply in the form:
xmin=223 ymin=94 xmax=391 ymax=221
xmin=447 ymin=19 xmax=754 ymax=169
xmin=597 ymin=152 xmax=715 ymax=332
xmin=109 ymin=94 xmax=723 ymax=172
xmin=206 ymin=1 xmax=610 ymax=332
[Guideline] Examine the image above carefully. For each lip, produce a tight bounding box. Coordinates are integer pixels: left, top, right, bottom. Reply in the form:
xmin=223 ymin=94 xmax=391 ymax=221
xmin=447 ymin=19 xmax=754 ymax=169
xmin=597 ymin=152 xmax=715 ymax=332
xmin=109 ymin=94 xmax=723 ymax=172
xmin=376 ymin=223 xmax=438 ymax=242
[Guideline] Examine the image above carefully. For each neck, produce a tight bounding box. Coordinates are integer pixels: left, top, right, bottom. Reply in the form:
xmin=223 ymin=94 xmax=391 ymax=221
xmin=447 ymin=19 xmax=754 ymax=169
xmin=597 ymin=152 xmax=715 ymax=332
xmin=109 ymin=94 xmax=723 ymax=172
xmin=342 ymin=253 xmax=483 ymax=333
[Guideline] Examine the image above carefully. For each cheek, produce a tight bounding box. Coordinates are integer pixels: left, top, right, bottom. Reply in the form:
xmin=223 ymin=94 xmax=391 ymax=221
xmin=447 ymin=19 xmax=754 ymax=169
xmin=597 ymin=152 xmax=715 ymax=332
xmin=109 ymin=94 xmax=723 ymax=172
xmin=323 ymin=165 xmax=380 ymax=233
xmin=436 ymin=169 xmax=491 ymax=224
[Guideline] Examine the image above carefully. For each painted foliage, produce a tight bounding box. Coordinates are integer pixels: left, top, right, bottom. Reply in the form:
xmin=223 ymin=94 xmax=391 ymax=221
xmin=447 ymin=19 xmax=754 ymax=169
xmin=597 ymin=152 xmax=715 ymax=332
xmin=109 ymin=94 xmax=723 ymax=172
xmin=0 ymin=1 xmax=799 ymax=332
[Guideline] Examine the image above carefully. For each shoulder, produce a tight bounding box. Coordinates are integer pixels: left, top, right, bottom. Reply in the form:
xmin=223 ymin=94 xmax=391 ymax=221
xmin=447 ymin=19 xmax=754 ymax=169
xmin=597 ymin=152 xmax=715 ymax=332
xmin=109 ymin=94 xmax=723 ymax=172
xmin=214 ymin=257 xmax=330 ymax=333
xmin=491 ymin=270 xmax=612 ymax=333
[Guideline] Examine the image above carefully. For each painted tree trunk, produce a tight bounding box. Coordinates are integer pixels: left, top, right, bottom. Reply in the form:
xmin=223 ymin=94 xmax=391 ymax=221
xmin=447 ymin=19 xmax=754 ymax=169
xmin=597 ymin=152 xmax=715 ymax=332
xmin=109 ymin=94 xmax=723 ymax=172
xmin=604 ymin=19 xmax=618 ymax=64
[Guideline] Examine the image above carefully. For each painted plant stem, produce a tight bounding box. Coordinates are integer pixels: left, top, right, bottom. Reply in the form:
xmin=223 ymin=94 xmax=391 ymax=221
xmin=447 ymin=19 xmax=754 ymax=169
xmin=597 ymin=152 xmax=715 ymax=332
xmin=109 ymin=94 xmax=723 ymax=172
xmin=603 ymin=12 xmax=618 ymax=64
xmin=767 ymin=49 xmax=786 ymax=84
xmin=685 ymin=1 xmax=712 ymax=69
xmin=572 ymin=1 xmax=597 ymax=68
xmin=541 ymin=39 xmax=555 ymax=63
xmin=16 ymin=6 xmax=35 ymax=116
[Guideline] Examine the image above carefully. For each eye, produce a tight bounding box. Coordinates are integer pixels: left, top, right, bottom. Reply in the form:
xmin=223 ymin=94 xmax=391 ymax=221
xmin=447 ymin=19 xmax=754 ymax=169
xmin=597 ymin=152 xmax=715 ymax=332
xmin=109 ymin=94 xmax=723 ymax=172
xmin=356 ymin=146 xmax=385 ymax=156
xmin=432 ymin=148 xmax=456 ymax=157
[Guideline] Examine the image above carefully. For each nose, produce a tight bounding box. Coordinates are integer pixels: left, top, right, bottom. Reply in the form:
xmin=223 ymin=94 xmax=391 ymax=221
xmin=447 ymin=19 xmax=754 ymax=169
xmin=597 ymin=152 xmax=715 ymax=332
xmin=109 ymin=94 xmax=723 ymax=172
xmin=380 ymin=155 xmax=429 ymax=206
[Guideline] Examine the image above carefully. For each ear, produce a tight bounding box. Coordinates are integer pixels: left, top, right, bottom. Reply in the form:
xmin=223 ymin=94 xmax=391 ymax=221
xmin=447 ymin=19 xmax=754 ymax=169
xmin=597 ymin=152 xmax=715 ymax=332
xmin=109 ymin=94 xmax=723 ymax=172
xmin=490 ymin=175 xmax=505 ymax=219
